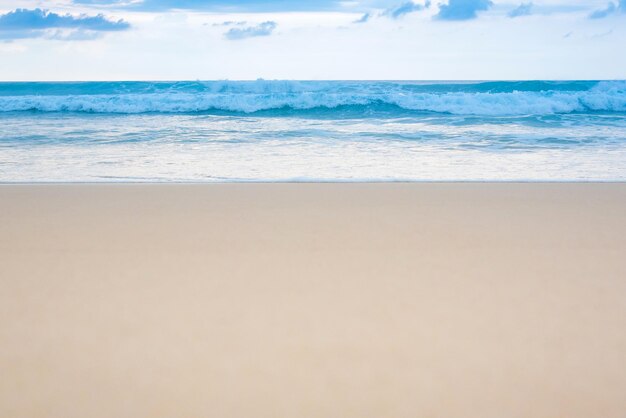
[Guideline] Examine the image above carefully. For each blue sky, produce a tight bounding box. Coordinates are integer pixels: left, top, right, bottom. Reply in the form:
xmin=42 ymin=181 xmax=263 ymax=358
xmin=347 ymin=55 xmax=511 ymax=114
xmin=0 ymin=0 xmax=624 ymax=80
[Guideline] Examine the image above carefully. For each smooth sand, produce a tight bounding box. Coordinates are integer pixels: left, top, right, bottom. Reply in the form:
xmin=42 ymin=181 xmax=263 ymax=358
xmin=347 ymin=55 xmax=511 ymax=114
xmin=1 ymin=183 xmax=626 ymax=418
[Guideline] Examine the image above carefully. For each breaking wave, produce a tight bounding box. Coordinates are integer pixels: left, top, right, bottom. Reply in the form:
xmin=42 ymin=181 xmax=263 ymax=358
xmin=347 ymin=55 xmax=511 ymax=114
xmin=0 ymin=80 xmax=624 ymax=116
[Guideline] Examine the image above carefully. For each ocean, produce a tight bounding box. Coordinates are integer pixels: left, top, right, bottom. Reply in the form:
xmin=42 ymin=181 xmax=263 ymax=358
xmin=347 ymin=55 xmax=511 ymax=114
xmin=0 ymin=80 xmax=625 ymax=182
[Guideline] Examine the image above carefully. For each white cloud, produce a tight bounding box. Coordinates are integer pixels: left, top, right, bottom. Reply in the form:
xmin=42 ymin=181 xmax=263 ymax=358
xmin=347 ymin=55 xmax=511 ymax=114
xmin=223 ymin=20 xmax=277 ymax=40
xmin=0 ymin=1 xmax=624 ymax=80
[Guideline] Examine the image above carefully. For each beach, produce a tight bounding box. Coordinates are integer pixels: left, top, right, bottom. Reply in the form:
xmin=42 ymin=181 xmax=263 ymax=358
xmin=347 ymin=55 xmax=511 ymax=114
xmin=1 ymin=182 xmax=626 ymax=418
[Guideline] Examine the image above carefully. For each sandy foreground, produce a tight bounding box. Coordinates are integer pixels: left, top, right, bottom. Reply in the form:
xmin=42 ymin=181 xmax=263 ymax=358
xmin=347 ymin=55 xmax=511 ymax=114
xmin=1 ymin=183 xmax=625 ymax=418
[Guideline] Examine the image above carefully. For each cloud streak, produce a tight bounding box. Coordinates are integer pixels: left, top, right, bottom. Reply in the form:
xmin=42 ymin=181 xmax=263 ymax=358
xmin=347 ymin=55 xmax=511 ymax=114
xmin=508 ymin=2 xmax=533 ymax=18
xmin=353 ymin=13 xmax=371 ymax=23
xmin=73 ymin=0 xmax=342 ymax=12
xmin=384 ymin=1 xmax=431 ymax=19
xmin=589 ymin=0 xmax=625 ymax=19
xmin=435 ymin=0 xmax=493 ymax=20
xmin=0 ymin=8 xmax=129 ymax=40
xmin=224 ymin=21 xmax=277 ymax=40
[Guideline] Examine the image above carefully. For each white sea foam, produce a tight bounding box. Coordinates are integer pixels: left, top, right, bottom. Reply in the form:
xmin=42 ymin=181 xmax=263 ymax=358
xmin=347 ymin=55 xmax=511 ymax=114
xmin=0 ymin=80 xmax=624 ymax=115
xmin=1 ymin=80 xmax=625 ymax=181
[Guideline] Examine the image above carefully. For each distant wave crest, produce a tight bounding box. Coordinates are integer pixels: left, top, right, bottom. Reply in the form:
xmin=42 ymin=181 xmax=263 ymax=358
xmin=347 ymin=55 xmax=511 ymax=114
xmin=0 ymin=80 xmax=624 ymax=115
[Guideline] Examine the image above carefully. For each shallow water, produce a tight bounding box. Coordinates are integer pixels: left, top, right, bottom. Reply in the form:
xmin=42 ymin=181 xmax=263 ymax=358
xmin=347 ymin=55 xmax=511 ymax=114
xmin=1 ymin=80 xmax=625 ymax=181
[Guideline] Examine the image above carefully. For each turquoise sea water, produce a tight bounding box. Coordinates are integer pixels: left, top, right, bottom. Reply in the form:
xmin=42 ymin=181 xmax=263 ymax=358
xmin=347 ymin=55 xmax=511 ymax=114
xmin=1 ymin=80 xmax=625 ymax=181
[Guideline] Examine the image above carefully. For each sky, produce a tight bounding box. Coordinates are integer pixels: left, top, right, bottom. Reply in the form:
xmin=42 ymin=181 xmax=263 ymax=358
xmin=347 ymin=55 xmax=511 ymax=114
xmin=0 ymin=0 xmax=624 ymax=80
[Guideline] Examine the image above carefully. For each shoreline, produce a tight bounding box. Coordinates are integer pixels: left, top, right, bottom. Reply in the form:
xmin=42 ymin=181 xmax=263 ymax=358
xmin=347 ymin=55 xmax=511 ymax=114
xmin=2 ymin=179 xmax=626 ymax=184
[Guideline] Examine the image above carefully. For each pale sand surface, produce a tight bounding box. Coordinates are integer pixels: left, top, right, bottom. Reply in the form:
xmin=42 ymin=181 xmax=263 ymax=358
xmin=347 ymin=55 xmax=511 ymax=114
xmin=1 ymin=183 xmax=626 ymax=418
